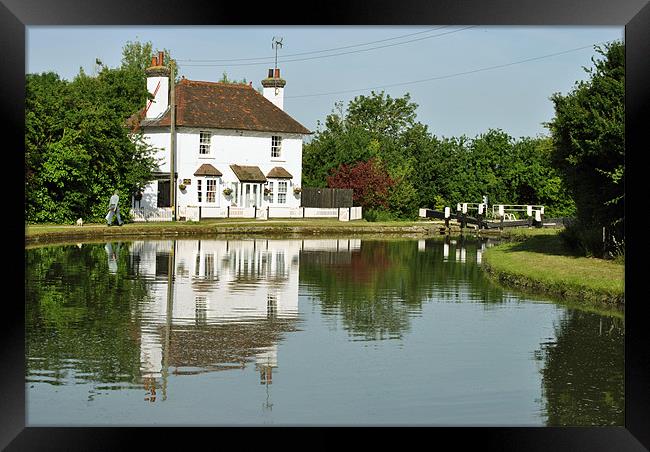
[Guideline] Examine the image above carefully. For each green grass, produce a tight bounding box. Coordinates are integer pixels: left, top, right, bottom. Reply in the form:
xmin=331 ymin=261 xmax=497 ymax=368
xmin=482 ymin=231 xmax=624 ymax=307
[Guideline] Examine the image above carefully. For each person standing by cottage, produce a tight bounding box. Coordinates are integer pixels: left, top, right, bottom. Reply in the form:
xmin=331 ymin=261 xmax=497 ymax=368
xmin=106 ymin=190 xmax=124 ymax=226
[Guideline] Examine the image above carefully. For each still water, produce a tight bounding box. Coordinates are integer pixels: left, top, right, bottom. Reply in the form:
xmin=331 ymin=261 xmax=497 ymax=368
xmin=25 ymin=237 xmax=624 ymax=426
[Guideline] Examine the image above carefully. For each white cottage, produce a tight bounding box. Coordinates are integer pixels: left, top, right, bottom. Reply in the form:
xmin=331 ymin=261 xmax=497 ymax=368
xmin=130 ymin=52 xmax=311 ymax=221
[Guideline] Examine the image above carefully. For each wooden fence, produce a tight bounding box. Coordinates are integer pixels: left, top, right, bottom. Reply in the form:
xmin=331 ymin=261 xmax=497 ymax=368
xmin=301 ymin=187 xmax=353 ymax=208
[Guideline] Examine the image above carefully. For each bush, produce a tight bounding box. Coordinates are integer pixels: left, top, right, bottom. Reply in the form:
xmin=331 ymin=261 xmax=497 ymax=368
xmin=559 ymin=220 xmax=604 ymax=258
xmin=363 ymin=208 xmax=399 ymax=222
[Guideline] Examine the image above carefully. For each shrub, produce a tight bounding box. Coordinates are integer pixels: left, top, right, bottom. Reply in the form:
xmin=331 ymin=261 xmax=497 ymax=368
xmin=364 ymin=208 xmax=398 ymax=222
xmin=559 ymin=220 xmax=605 ymax=258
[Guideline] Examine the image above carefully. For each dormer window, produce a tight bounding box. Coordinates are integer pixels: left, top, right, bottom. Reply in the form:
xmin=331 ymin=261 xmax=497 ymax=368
xmin=199 ymin=131 xmax=211 ymax=155
xmin=271 ymin=135 xmax=282 ymax=158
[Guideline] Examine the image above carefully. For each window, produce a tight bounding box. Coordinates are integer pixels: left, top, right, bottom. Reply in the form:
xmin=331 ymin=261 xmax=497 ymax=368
xmin=271 ymin=135 xmax=282 ymax=158
xmin=278 ymin=181 xmax=287 ymax=204
xmin=199 ymin=131 xmax=211 ymax=155
xmin=198 ymin=178 xmax=217 ymax=203
xmin=267 ymin=181 xmax=274 ymax=203
xmin=206 ymin=178 xmax=217 ymax=203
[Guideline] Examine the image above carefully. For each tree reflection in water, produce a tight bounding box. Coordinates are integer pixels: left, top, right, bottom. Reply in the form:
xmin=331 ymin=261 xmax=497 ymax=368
xmin=536 ymin=310 xmax=624 ymax=425
xmin=299 ymin=237 xmax=505 ymax=340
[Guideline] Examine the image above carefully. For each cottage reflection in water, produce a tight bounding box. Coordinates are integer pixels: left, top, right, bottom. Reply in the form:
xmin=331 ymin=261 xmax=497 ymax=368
xmin=129 ymin=239 xmax=362 ymax=400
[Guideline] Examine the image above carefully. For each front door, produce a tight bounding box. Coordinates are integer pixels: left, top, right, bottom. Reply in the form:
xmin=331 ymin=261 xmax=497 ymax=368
xmin=243 ymin=183 xmax=261 ymax=207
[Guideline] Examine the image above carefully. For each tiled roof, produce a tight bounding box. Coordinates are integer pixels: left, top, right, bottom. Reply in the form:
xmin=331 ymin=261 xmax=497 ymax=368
xmin=194 ymin=164 xmax=223 ymax=177
xmin=138 ymin=79 xmax=311 ymax=135
xmin=266 ymin=167 xmax=293 ymax=179
xmin=230 ymin=165 xmax=267 ymax=183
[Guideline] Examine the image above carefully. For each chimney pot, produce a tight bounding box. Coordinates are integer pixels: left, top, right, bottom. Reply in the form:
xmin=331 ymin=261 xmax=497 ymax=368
xmin=158 ymin=51 xmax=165 ymax=66
xmin=268 ymin=69 xmax=274 ymax=78
xmin=151 ymin=56 xmax=157 ymax=67
xmin=274 ymin=68 xmax=280 ymax=78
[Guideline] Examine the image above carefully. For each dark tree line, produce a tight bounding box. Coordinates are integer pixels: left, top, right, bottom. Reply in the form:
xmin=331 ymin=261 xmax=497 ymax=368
xmin=303 ymin=42 xmax=624 ymax=256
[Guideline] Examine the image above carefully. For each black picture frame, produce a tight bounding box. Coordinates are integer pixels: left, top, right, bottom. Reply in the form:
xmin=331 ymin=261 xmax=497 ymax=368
xmin=5 ymin=0 xmax=649 ymax=449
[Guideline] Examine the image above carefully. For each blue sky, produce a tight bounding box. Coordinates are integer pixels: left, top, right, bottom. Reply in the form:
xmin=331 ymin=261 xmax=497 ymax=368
xmin=26 ymin=26 xmax=623 ymax=139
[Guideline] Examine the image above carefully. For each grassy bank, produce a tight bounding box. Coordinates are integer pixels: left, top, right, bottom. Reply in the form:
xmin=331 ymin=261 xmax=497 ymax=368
xmin=25 ymin=218 xmax=455 ymax=246
xmin=482 ymin=230 xmax=624 ymax=308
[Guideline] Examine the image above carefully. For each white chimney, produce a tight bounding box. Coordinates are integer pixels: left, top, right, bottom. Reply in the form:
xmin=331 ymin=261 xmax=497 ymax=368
xmin=261 ymin=68 xmax=286 ymax=110
xmin=144 ymin=51 xmax=170 ymax=120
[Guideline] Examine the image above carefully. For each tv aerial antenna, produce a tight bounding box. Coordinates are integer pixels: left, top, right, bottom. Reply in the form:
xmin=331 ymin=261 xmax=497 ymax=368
xmin=271 ymin=36 xmax=283 ymax=94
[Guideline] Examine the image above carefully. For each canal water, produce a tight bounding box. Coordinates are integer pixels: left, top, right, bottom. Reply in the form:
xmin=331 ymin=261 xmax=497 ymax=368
xmin=25 ymin=237 xmax=624 ymax=426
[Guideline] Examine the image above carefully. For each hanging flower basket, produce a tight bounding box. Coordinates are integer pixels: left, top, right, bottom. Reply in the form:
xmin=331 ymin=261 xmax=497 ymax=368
xmin=293 ymin=187 xmax=302 ymax=195
xmin=223 ymin=188 xmax=233 ymax=196
xmin=264 ymin=188 xmax=271 ymax=196
xmin=179 ymin=183 xmax=187 ymax=191
xmin=134 ymin=192 xmax=143 ymax=201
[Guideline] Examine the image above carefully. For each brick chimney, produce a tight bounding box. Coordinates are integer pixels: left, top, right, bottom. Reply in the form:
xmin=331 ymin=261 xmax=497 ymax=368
xmin=144 ymin=51 xmax=171 ymax=119
xmin=261 ymin=67 xmax=286 ymax=110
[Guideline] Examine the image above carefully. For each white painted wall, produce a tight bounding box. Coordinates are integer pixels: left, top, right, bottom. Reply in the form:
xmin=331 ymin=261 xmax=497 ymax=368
xmin=137 ymin=127 xmax=304 ymax=213
xmin=263 ymin=86 xmax=284 ymax=110
xmin=146 ymin=76 xmax=169 ymax=119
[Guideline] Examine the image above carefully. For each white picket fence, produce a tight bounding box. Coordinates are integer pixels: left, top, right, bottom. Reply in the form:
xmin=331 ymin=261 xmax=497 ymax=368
xmin=134 ymin=206 xmax=363 ymax=222
xmin=131 ymin=207 xmax=173 ymax=222
xmin=268 ymin=207 xmax=304 ymax=219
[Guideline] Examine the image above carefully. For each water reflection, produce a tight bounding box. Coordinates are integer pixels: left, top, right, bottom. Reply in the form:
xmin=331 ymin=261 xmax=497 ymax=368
xmin=300 ymin=237 xmax=504 ymax=341
xmin=25 ymin=237 xmax=624 ymax=425
xmin=130 ymin=239 xmax=301 ymax=401
xmin=536 ymin=310 xmax=624 ymax=425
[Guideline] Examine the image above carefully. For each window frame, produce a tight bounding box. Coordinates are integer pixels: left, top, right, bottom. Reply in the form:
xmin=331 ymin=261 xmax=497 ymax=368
xmin=271 ymin=135 xmax=282 ymax=159
xmin=199 ymin=131 xmax=211 ymax=155
xmin=205 ymin=178 xmax=218 ymax=203
xmin=277 ymin=180 xmax=288 ymax=204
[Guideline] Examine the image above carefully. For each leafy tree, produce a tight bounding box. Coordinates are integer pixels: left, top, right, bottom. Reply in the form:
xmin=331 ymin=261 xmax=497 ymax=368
xmin=326 ymin=158 xmax=395 ymax=211
xmin=304 ymin=89 xmax=576 ymax=220
xmin=547 ymin=41 xmax=624 ymax=253
xmin=25 ymin=41 xmax=160 ymax=223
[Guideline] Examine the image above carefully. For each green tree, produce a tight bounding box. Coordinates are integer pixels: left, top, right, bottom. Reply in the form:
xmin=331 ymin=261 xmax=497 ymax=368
xmin=547 ymin=41 xmax=624 ymax=253
xmin=303 ymin=91 xmax=424 ymax=219
xmin=25 ymin=41 xmax=159 ymax=223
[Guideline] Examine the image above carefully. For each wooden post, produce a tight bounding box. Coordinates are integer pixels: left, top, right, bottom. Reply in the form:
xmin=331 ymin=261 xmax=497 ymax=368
xmin=169 ymin=59 xmax=176 ymax=222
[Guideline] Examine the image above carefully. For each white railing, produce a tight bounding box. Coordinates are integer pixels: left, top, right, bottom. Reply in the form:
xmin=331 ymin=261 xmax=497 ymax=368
xmin=136 ymin=205 xmax=363 ymax=222
xmin=350 ymin=206 xmax=362 ymax=220
xmin=304 ymin=207 xmax=339 ymax=218
xmin=228 ymin=207 xmax=256 ymax=218
xmin=268 ymin=207 xmax=304 ymax=218
xmin=131 ymin=207 xmax=173 ymax=222
xmin=200 ymin=206 xmax=228 ymax=219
